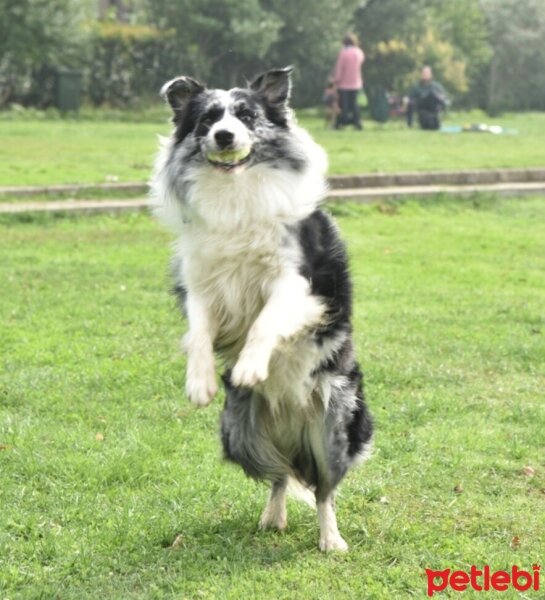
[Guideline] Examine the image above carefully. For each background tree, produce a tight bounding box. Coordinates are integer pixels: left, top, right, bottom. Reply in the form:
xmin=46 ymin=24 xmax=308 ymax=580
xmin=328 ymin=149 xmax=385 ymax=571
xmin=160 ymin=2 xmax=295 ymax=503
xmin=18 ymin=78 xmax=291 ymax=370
xmin=261 ymin=0 xmax=361 ymax=106
xmin=354 ymin=0 xmax=491 ymax=104
xmin=480 ymin=0 xmax=545 ymax=112
xmin=141 ymin=0 xmax=283 ymax=86
xmin=86 ymin=21 xmax=177 ymax=107
xmin=1 ymin=0 xmax=545 ymax=112
xmin=142 ymin=0 xmax=360 ymax=106
xmin=0 ymin=0 xmax=90 ymax=107
xmin=427 ymin=0 xmax=491 ymax=94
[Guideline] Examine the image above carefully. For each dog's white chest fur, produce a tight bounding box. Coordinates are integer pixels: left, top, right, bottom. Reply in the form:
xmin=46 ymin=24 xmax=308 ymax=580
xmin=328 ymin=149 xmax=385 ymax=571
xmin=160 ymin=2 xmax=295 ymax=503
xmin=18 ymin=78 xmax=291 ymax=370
xmin=177 ymin=222 xmax=297 ymax=356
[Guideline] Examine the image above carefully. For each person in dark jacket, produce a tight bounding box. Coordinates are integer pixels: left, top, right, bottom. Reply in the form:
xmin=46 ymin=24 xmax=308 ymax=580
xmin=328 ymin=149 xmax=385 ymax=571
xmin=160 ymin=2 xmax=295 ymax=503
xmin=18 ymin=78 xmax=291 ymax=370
xmin=407 ymin=66 xmax=449 ymax=130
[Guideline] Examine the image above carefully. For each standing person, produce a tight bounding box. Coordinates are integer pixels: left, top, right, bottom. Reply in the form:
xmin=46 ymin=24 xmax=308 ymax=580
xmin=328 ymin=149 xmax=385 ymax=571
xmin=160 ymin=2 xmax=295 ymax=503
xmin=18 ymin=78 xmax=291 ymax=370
xmin=333 ymin=33 xmax=365 ymax=130
xmin=407 ymin=66 xmax=449 ymax=130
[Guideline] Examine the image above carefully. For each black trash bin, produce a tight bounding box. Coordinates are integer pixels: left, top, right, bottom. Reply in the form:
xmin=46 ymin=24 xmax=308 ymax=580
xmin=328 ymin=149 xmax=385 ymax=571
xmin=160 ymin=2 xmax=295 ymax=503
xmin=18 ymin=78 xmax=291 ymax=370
xmin=55 ymin=70 xmax=82 ymax=112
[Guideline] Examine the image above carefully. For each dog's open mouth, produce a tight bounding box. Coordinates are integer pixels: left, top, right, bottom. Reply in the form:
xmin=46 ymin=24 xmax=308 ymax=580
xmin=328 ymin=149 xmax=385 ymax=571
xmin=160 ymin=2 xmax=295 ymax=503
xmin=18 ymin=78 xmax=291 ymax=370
xmin=207 ymin=148 xmax=252 ymax=171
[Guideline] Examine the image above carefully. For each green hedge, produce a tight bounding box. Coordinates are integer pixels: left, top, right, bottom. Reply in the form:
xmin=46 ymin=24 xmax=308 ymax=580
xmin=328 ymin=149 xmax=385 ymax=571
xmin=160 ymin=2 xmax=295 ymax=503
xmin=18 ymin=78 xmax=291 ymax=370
xmin=87 ymin=22 xmax=177 ymax=107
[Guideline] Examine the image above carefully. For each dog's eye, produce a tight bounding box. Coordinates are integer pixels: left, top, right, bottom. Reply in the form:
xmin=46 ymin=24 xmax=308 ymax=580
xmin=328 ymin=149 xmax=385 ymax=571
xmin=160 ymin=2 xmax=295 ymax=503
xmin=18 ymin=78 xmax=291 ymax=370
xmin=238 ymin=110 xmax=255 ymax=123
xmin=200 ymin=107 xmax=224 ymax=129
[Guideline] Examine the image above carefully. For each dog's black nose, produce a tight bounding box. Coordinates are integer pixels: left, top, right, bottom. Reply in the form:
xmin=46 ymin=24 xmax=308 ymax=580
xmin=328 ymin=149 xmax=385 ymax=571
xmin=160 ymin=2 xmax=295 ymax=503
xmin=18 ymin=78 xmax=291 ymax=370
xmin=214 ymin=130 xmax=234 ymax=149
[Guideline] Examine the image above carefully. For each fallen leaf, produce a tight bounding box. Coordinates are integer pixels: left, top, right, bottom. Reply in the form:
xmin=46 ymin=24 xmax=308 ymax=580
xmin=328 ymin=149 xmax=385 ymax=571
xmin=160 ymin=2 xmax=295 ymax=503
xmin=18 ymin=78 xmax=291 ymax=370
xmin=511 ymin=535 xmax=521 ymax=549
xmin=171 ymin=534 xmax=184 ymax=548
xmin=454 ymin=483 xmax=464 ymax=494
xmin=95 ymin=433 xmax=104 ymax=441
xmin=522 ymin=466 xmax=535 ymax=477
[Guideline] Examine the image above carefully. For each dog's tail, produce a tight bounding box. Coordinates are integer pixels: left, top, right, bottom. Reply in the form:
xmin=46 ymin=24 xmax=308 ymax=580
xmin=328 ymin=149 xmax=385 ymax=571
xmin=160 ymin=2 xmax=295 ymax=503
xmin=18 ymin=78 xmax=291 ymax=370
xmin=286 ymin=476 xmax=316 ymax=509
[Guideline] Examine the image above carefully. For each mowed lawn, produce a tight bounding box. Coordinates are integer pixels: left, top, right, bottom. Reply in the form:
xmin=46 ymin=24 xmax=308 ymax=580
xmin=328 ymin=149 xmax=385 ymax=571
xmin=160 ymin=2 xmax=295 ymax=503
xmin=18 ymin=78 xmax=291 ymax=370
xmin=1 ymin=197 xmax=544 ymax=599
xmin=1 ymin=111 xmax=545 ymax=186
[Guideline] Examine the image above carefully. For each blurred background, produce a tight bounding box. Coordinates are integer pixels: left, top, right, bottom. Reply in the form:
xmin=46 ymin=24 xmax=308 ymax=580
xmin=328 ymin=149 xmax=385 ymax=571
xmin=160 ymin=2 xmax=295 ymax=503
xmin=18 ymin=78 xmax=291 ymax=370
xmin=2 ymin=0 xmax=545 ymax=115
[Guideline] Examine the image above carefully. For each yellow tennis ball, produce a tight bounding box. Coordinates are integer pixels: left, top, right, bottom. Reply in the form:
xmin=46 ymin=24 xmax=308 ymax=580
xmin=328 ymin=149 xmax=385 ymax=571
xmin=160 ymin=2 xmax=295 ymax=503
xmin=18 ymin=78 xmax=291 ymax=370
xmin=207 ymin=147 xmax=251 ymax=164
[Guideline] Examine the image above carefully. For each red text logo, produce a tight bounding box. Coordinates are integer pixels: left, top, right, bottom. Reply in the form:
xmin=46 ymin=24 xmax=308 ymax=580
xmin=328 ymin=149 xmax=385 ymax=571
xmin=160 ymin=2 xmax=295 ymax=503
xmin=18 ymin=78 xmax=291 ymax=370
xmin=425 ymin=565 xmax=540 ymax=596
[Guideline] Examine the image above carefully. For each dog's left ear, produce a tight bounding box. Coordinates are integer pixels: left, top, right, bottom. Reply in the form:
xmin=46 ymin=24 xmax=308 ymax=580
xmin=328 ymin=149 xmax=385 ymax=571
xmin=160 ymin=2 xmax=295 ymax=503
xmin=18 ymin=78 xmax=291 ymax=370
xmin=249 ymin=66 xmax=293 ymax=107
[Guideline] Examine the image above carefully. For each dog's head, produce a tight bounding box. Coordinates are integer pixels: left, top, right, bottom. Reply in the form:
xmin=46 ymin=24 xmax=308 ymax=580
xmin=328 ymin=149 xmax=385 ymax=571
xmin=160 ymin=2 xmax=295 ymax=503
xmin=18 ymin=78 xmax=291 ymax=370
xmin=161 ymin=67 xmax=303 ymax=174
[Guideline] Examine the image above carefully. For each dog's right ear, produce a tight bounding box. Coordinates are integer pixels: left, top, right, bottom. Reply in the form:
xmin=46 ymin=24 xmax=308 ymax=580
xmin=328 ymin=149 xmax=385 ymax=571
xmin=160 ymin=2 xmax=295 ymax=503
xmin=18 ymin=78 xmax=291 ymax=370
xmin=160 ymin=76 xmax=205 ymax=116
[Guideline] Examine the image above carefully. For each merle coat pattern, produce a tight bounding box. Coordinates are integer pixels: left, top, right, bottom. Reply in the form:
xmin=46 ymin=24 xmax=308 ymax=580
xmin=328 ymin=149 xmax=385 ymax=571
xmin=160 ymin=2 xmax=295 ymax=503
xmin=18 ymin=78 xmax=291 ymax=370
xmin=151 ymin=67 xmax=373 ymax=551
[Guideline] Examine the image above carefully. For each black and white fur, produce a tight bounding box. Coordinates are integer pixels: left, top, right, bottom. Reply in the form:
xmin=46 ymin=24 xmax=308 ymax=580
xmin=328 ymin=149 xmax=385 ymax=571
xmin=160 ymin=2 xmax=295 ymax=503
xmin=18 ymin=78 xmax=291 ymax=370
xmin=151 ymin=67 xmax=373 ymax=552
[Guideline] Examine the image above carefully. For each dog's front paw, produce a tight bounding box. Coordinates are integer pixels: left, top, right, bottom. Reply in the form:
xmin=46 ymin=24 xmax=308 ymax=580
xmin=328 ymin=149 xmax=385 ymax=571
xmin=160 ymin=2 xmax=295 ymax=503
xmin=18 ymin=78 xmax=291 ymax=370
xmin=231 ymin=348 xmax=270 ymax=388
xmin=319 ymin=533 xmax=349 ymax=552
xmin=186 ymin=354 xmax=217 ymax=407
xmin=184 ymin=333 xmax=217 ymax=407
xmin=185 ymin=373 xmax=217 ymax=407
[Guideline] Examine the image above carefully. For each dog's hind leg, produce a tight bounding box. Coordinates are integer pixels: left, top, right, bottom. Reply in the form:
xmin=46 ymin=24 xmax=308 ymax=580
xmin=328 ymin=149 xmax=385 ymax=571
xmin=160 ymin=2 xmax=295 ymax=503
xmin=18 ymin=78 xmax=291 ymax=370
xmin=317 ymin=493 xmax=348 ymax=552
xmin=259 ymin=476 xmax=288 ymax=531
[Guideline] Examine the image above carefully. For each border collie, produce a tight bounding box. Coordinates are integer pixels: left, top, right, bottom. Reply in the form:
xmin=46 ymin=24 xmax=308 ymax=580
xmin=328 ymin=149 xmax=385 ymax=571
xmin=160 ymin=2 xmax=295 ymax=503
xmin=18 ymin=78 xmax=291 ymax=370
xmin=151 ymin=67 xmax=373 ymax=551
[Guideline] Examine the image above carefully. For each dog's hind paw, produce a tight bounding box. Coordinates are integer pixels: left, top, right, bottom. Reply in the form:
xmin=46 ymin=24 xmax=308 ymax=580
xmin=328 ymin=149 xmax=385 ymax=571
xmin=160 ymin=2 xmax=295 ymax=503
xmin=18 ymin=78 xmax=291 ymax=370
xmin=259 ymin=508 xmax=287 ymax=532
xmin=319 ymin=533 xmax=349 ymax=552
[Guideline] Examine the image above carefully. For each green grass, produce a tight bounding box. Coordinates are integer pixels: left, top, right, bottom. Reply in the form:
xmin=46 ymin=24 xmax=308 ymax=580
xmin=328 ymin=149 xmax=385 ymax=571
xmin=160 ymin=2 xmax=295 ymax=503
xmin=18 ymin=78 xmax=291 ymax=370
xmin=1 ymin=110 xmax=545 ymax=187
xmin=0 ymin=119 xmax=169 ymax=187
xmin=1 ymin=197 xmax=544 ymax=598
xmin=304 ymin=110 xmax=545 ymax=175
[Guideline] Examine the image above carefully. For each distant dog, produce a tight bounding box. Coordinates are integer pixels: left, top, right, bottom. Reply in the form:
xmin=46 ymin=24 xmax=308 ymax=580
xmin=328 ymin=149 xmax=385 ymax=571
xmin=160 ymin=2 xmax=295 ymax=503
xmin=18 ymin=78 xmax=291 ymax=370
xmin=151 ymin=67 xmax=373 ymax=551
xmin=322 ymin=79 xmax=340 ymax=128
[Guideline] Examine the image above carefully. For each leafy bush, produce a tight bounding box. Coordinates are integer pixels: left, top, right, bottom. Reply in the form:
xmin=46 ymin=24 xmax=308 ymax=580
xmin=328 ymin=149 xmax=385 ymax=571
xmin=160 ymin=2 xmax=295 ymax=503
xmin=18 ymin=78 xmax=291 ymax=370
xmin=0 ymin=0 xmax=88 ymax=108
xmin=86 ymin=22 xmax=177 ymax=107
xmin=481 ymin=0 xmax=545 ymax=113
xmin=142 ymin=0 xmax=361 ymax=108
xmin=355 ymin=0 xmax=491 ymax=106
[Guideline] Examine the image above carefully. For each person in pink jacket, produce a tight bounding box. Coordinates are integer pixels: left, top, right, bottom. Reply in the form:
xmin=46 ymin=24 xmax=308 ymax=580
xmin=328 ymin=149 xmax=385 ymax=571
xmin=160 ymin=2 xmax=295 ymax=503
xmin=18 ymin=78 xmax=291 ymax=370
xmin=333 ymin=33 xmax=365 ymax=130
